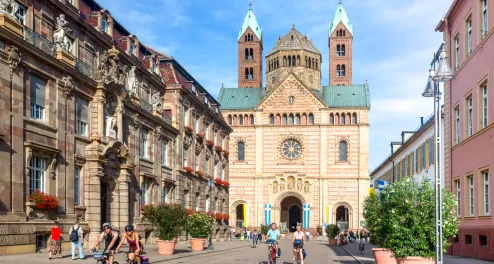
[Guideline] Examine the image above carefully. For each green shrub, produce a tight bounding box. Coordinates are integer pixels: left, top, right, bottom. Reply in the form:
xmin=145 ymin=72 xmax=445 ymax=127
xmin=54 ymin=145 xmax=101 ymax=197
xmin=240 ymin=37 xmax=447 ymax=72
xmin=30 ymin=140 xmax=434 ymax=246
xmin=325 ymin=224 xmax=340 ymax=239
xmin=260 ymin=224 xmax=270 ymax=235
xmin=186 ymin=213 xmax=214 ymax=238
xmin=141 ymin=204 xmax=189 ymax=241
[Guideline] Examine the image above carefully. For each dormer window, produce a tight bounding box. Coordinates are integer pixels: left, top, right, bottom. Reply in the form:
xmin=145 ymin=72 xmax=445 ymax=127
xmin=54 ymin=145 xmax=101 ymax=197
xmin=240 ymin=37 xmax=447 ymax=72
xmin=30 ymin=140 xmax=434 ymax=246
xmin=152 ymin=60 xmax=157 ymax=72
xmin=101 ymin=16 xmax=108 ymax=33
xmin=129 ymin=42 xmax=135 ymax=56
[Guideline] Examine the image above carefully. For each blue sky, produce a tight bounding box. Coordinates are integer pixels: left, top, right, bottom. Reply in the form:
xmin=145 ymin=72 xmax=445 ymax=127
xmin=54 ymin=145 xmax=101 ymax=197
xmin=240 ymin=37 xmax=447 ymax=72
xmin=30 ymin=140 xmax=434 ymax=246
xmin=97 ymin=0 xmax=452 ymax=170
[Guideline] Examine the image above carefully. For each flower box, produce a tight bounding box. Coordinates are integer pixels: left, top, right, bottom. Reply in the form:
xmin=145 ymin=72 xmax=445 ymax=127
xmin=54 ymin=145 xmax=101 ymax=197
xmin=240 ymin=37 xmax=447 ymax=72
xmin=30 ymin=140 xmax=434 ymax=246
xmin=222 ymin=181 xmax=230 ymax=188
xmin=223 ymin=150 xmax=229 ymax=156
xmin=214 ymin=146 xmax=223 ymax=152
xmin=184 ymin=167 xmax=194 ymax=174
xmin=215 ymin=212 xmax=223 ymax=220
xmin=29 ymin=190 xmax=59 ymax=211
xmin=223 ymin=214 xmax=230 ymax=221
xmin=205 ymin=139 xmax=214 ymax=148
xmin=196 ymin=133 xmax=205 ymax=141
xmin=196 ymin=171 xmax=203 ymax=177
xmin=185 ymin=126 xmax=194 ymax=134
xmin=214 ymin=178 xmax=223 ymax=185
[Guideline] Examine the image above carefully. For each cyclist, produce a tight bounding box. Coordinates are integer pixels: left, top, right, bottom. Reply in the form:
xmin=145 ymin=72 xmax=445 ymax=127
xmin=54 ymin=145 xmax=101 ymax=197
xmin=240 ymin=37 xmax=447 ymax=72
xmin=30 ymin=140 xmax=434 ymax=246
xmin=265 ymin=223 xmax=281 ymax=258
xmin=92 ymin=222 xmax=119 ymax=264
xmin=291 ymin=226 xmax=306 ymax=263
xmin=115 ymin=224 xmax=142 ymax=264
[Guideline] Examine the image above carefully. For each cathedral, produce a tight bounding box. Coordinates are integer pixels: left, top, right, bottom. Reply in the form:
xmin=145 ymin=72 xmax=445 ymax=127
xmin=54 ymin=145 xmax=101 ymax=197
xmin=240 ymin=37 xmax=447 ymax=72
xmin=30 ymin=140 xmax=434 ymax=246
xmin=218 ymin=2 xmax=370 ymax=233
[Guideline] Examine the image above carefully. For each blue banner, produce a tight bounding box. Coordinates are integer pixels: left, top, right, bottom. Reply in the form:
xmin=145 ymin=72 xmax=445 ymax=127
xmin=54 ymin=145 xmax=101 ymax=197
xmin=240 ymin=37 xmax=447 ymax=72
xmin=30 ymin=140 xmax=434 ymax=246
xmin=303 ymin=204 xmax=310 ymax=229
xmin=264 ymin=204 xmax=271 ymax=226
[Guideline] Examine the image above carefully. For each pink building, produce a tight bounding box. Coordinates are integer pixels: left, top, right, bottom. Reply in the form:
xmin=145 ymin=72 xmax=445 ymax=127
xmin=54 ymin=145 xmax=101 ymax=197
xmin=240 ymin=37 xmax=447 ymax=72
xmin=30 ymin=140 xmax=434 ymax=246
xmin=437 ymin=0 xmax=494 ymax=261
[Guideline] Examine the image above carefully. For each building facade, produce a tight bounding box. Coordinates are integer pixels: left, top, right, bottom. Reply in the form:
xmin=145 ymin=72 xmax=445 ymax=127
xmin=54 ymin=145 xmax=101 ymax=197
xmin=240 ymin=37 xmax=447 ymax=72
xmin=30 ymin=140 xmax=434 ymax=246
xmin=437 ymin=0 xmax=494 ymax=260
xmin=219 ymin=2 xmax=370 ymax=233
xmin=0 ymin=0 xmax=229 ymax=255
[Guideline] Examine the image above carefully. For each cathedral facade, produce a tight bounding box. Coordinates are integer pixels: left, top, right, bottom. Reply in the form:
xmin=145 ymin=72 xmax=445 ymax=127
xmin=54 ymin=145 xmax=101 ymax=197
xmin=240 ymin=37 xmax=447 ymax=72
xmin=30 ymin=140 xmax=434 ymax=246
xmin=218 ymin=2 xmax=370 ymax=233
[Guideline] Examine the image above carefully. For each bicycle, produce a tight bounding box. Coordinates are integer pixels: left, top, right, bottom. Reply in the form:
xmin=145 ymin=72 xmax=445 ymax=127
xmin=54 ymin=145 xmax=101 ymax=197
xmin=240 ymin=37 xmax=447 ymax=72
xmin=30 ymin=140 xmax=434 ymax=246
xmin=266 ymin=240 xmax=277 ymax=264
xmin=123 ymin=250 xmax=138 ymax=264
xmin=293 ymin=242 xmax=304 ymax=264
xmin=358 ymin=238 xmax=365 ymax=254
xmin=92 ymin=250 xmax=119 ymax=264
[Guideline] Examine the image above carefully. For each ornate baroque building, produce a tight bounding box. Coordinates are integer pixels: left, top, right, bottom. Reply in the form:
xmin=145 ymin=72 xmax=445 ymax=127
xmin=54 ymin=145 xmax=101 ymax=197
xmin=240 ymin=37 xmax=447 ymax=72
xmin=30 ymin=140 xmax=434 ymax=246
xmin=0 ymin=0 xmax=230 ymax=255
xmin=219 ymin=2 xmax=370 ymax=233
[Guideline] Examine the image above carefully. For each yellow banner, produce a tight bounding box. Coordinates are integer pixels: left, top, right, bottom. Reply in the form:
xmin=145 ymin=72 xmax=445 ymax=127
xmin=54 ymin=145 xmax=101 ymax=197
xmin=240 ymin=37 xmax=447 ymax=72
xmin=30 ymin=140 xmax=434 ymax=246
xmin=243 ymin=204 xmax=247 ymax=227
xmin=325 ymin=205 xmax=329 ymax=222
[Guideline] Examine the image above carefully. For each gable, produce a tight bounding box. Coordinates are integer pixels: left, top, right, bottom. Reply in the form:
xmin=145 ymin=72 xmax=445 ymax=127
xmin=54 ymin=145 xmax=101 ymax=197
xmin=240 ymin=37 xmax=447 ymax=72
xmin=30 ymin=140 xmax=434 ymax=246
xmin=239 ymin=27 xmax=261 ymax=42
xmin=256 ymin=73 xmax=326 ymax=111
xmin=330 ymin=22 xmax=352 ymax=38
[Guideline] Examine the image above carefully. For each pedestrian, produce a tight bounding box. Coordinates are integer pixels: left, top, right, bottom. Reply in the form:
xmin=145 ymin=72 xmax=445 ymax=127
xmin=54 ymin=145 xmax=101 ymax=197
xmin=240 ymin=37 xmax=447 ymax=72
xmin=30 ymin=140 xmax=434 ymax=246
xmin=69 ymin=219 xmax=84 ymax=260
xmin=252 ymin=229 xmax=258 ymax=247
xmin=247 ymin=229 xmax=251 ymax=240
xmin=305 ymin=229 xmax=310 ymax=243
xmin=48 ymin=221 xmax=63 ymax=259
xmin=356 ymin=230 xmax=359 ymax=241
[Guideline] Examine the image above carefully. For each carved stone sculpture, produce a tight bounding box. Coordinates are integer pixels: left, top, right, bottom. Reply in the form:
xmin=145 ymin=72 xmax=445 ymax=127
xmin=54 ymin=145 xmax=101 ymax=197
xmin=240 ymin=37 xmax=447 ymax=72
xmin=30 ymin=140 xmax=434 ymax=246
xmin=97 ymin=47 xmax=127 ymax=86
xmin=151 ymin=92 xmax=161 ymax=110
xmin=297 ymin=179 xmax=302 ymax=191
xmin=53 ymin=14 xmax=73 ymax=52
xmin=0 ymin=0 xmax=19 ymax=18
xmin=126 ymin=66 xmax=138 ymax=95
xmin=273 ymin=181 xmax=279 ymax=193
xmin=104 ymin=104 xmax=116 ymax=138
xmin=280 ymin=179 xmax=285 ymax=191
xmin=205 ymin=147 xmax=212 ymax=160
xmin=288 ymin=178 xmax=295 ymax=190
xmin=183 ymin=134 xmax=192 ymax=149
xmin=5 ymin=45 xmax=21 ymax=69
xmin=304 ymin=182 xmax=309 ymax=193
xmin=60 ymin=76 xmax=74 ymax=98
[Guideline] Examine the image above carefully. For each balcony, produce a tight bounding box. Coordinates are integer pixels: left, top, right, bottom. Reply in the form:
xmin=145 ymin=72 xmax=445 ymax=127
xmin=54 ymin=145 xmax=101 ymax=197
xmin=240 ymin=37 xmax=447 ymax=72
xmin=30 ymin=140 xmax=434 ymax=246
xmin=140 ymin=99 xmax=153 ymax=114
xmin=76 ymin=58 xmax=93 ymax=78
xmin=23 ymin=26 xmax=55 ymax=57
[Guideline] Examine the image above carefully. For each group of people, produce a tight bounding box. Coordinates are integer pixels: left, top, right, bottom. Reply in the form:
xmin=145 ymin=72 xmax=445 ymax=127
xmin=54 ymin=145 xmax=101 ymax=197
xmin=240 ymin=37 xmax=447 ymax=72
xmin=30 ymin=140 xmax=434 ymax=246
xmin=340 ymin=229 xmax=370 ymax=245
xmin=48 ymin=220 xmax=143 ymax=263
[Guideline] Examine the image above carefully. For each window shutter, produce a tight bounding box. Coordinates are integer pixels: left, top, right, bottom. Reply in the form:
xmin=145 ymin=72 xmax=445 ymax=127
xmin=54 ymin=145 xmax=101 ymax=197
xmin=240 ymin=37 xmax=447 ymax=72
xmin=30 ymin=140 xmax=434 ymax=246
xmin=30 ymin=75 xmax=46 ymax=106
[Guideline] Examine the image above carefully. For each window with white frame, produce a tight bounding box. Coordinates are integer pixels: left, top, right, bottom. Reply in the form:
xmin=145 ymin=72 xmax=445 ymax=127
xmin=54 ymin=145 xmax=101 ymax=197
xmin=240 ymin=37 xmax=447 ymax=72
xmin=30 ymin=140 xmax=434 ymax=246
xmin=221 ymin=169 xmax=225 ymax=181
xmin=428 ymin=137 xmax=434 ymax=166
xmin=482 ymin=0 xmax=488 ymax=37
xmin=484 ymin=171 xmax=490 ymax=215
xmin=467 ymin=18 xmax=473 ymax=55
xmin=456 ymin=180 xmax=461 ymax=217
xmin=75 ymin=167 xmax=81 ymax=205
xmin=455 ymin=36 xmax=460 ymax=70
xmin=467 ymin=97 xmax=473 ymax=137
xmin=162 ymin=139 xmax=168 ymax=166
xmin=101 ymin=16 xmax=108 ymax=33
xmin=76 ymin=97 xmax=89 ymax=136
xmin=162 ymin=185 xmax=168 ymax=204
xmin=469 ymin=176 xmax=474 ymax=216
xmin=195 ymin=115 xmax=199 ymax=133
xmin=183 ymin=147 xmax=188 ymax=168
xmin=29 ymin=157 xmax=46 ymax=193
xmin=205 ymin=195 xmax=210 ymax=212
xmin=141 ymin=181 xmax=148 ymax=206
xmin=195 ymin=154 xmax=199 ymax=171
xmin=30 ymin=75 xmax=46 ymax=121
xmin=455 ymin=107 xmax=460 ymax=144
xmin=183 ymin=105 xmax=189 ymax=126
xmin=141 ymin=128 xmax=148 ymax=158
xmin=205 ymin=125 xmax=209 ymax=139
xmin=15 ymin=5 xmax=26 ymax=25
xmin=483 ymin=84 xmax=488 ymax=128
xmin=195 ymin=193 xmax=199 ymax=212
xmin=204 ymin=156 xmax=209 ymax=175
xmin=129 ymin=42 xmax=135 ymax=56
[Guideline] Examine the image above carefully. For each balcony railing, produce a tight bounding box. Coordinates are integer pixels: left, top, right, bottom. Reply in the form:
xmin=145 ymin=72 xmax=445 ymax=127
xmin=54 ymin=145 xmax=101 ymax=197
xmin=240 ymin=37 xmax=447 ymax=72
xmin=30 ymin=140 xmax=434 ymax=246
xmin=76 ymin=58 xmax=93 ymax=78
xmin=140 ymin=99 xmax=153 ymax=114
xmin=23 ymin=26 xmax=55 ymax=57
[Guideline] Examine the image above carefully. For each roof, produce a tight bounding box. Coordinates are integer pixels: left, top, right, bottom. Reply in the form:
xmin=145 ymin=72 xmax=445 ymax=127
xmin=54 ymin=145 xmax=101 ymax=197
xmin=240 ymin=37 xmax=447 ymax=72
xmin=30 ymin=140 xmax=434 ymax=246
xmin=329 ymin=1 xmax=353 ymax=36
xmin=321 ymin=84 xmax=371 ymax=108
xmin=217 ymin=87 xmax=266 ymax=110
xmin=238 ymin=5 xmax=262 ymax=41
xmin=266 ymin=26 xmax=320 ymax=56
xmin=217 ymin=83 xmax=371 ymax=110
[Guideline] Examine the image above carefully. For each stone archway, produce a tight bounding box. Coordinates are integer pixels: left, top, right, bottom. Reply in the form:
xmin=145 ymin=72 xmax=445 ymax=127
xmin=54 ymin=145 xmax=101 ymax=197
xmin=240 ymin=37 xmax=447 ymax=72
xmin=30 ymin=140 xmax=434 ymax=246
xmin=230 ymin=200 xmax=247 ymax=228
xmin=332 ymin=202 xmax=353 ymax=231
xmin=272 ymin=191 xmax=307 ymax=231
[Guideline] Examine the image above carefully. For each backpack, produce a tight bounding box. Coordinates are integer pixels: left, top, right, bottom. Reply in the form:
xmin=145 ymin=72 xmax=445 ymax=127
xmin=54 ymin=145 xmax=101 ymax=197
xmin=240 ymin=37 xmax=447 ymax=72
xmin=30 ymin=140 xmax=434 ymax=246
xmin=70 ymin=226 xmax=80 ymax=242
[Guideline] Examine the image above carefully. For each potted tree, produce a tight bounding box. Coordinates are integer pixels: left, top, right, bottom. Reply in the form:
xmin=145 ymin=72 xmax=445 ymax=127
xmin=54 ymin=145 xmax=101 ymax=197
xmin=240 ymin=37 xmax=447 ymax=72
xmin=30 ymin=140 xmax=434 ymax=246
xmin=325 ymin=224 xmax=340 ymax=246
xmin=379 ymin=179 xmax=459 ymax=264
xmin=364 ymin=188 xmax=397 ymax=264
xmin=260 ymin=224 xmax=270 ymax=240
xmin=185 ymin=212 xmax=214 ymax=251
xmin=141 ymin=204 xmax=189 ymax=255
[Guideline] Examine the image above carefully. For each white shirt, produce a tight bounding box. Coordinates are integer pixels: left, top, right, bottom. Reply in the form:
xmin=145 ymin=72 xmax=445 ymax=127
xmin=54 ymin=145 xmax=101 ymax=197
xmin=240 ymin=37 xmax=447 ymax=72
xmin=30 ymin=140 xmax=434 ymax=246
xmin=305 ymin=231 xmax=310 ymax=236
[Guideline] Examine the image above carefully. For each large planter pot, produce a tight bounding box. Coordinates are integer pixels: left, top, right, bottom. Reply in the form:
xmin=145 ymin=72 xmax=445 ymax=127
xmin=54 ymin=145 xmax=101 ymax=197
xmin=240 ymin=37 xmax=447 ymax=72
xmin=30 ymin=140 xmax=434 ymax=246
xmin=328 ymin=239 xmax=338 ymax=246
xmin=396 ymin=257 xmax=435 ymax=264
xmin=189 ymin=238 xmax=206 ymax=251
xmin=156 ymin=240 xmax=176 ymax=255
xmin=372 ymin=248 xmax=397 ymax=264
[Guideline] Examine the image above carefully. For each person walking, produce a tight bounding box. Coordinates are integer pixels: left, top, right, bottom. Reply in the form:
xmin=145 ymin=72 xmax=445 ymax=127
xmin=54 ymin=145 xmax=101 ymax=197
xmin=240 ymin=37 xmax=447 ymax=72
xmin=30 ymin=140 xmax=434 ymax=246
xmin=48 ymin=221 xmax=63 ymax=259
xmin=305 ymin=229 xmax=310 ymax=243
xmin=252 ymin=229 xmax=259 ymax=247
xmin=246 ymin=229 xmax=251 ymax=240
xmin=69 ymin=219 xmax=84 ymax=260
xmin=356 ymin=230 xmax=359 ymax=241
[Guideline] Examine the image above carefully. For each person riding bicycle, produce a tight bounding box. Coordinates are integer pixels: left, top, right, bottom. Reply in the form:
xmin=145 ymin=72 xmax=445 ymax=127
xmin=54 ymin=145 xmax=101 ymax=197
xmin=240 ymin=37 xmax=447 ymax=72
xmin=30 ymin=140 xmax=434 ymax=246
xmin=115 ymin=224 xmax=142 ymax=264
xmin=291 ymin=226 xmax=306 ymax=264
xmin=265 ymin=223 xmax=281 ymax=258
xmin=252 ymin=229 xmax=259 ymax=247
xmin=92 ymin=222 xmax=119 ymax=264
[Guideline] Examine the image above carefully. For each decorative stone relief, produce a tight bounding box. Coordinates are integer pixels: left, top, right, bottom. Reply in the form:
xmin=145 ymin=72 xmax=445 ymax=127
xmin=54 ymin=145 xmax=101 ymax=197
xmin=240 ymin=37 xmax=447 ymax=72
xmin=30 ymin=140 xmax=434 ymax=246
xmin=126 ymin=66 xmax=138 ymax=95
xmin=287 ymin=177 xmax=295 ymax=190
xmin=297 ymin=178 xmax=302 ymax=191
xmin=273 ymin=181 xmax=279 ymax=193
xmin=0 ymin=0 xmax=19 ymax=18
xmin=104 ymin=100 xmax=117 ymax=138
xmin=280 ymin=179 xmax=285 ymax=191
xmin=150 ymin=91 xmax=161 ymax=110
xmin=154 ymin=126 xmax=163 ymax=139
xmin=195 ymin=141 xmax=202 ymax=155
xmin=304 ymin=181 xmax=309 ymax=193
xmin=221 ymin=159 xmax=227 ymax=168
xmin=205 ymin=147 xmax=212 ymax=160
xmin=5 ymin=44 xmax=21 ymax=69
xmin=102 ymin=147 xmax=120 ymax=183
xmin=97 ymin=46 xmax=128 ymax=85
xmin=183 ymin=134 xmax=192 ymax=149
xmin=59 ymin=76 xmax=74 ymax=98
xmin=213 ymin=152 xmax=220 ymax=164
xmin=53 ymin=14 xmax=73 ymax=52
xmin=130 ymin=113 xmax=140 ymax=128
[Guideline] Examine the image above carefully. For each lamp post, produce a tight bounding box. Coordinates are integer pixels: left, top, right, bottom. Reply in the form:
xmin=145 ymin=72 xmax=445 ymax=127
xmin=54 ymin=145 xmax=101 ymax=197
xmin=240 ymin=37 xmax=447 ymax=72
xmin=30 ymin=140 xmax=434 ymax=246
xmin=207 ymin=178 xmax=214 ymax=250
xmin=422 ymin=45 xmax=454 ymax=264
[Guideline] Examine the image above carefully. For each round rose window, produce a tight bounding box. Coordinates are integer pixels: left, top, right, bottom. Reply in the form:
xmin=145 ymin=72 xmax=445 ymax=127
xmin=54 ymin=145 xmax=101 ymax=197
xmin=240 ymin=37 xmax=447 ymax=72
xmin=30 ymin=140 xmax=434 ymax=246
xmin=282 ymin=139 xmax=302 ymax=159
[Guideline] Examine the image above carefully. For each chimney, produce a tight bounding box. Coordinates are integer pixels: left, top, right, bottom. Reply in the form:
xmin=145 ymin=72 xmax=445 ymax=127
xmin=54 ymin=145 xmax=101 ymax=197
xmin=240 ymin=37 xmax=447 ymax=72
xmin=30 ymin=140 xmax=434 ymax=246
xmin=420 ymin=117 xmax=424 ymax=127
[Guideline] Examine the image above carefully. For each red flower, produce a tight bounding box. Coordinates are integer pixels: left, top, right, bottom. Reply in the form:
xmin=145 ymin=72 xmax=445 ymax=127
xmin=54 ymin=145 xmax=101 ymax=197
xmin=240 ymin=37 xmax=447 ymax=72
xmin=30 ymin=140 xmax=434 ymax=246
xmin=223 ymin=214 xmax=230 ymax=220
xmin=29 ymin=191 xmax=59 ymax=211
xmin=205 ymin=139 xmax=214 ymax=148
xmin=215 ymin=146 xmax=223 ymax=152
xmin=196 ymin=133 xmax=205 ymax=141
xmin=185 ymin=126 xmax=194 ymax=133
xmin=223 ymin=150 xmax=230 ymax=156
xmin=223 ymin=181 xmax=230 ymax=187
xmin=184 ymin=167 xmax=194 ymax=174
xmin=196 ymin=171 xmax=203 ymax=177
xmin=216 ymin=212 xmax=223 ymax=220
xmin=215 ymin=178 xmax=223 ymax=185
xmin=188 ymin=208 xmax=194 ymax=215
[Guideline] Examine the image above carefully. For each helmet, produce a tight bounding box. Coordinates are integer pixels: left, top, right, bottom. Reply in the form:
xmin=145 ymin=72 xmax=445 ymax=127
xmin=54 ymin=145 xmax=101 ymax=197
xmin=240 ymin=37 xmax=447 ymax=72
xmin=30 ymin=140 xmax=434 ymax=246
xmin=102 ymin=222 xmax=111 ymax=228
xmin=125 ymin=224 xmax=134 ymax=232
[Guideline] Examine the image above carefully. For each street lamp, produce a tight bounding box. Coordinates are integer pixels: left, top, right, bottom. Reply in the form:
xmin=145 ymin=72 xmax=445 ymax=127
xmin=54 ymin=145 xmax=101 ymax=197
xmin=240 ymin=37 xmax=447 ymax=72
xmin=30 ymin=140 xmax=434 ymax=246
xmin=422 ymin=45 xmax=454 ymax=264
xmin=206 ymin=178 xmax=214 ymax=250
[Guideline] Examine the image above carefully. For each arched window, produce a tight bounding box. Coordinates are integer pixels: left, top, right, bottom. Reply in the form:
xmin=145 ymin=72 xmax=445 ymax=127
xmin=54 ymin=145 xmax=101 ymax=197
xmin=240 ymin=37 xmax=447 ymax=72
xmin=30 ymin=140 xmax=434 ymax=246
xmin=295 ymin=114 xmax=300 ymax=125
xmin=302 ymin=113 xmax=307 ymax=125
xmin=238 ymin=142 xmax=245 ymax=161
xmin=269 ymin=114 xmax=275 ymax=125
xmin=239 ymin=115 xmax=244 ymax=125
xmin=250 ymin=114 xmax=254 ymax=125
xmin=341 ymin=45 xmax=346 ymax=56
xmin=336 ymin=65 xmax=341 ymax=76
xmin=312 ymin=58 xmax=315 ymax=69
xmin=282 ymin=114 xmax=287 ymax=125
xmin=245 ymin=48 xmax=249 ymax=60
xmin=308 ymin=113 xmax=314 ymax=125
xmin=341 ymin=65 xmax=346 ymax=76
xmin=291 ymin=35 xmax=294 ymax=40
xmin=336 ymin=44 xmax=341 ymax=56
xmin=352 ymin=113 xmax=357 ymax=124
xmin=288 ymin=56 xmax=292 ymax=67
xmin=228 ymin=115 xmax=232 ymax=125
xmin=315 ymin=59 xmax=318 ymax=70
xmin=249 ymin=68 xmax=254 ymax=79
xmin=341 ymin=114 xmax=345 ymax=124
xmin=305 ymin=56 xmax=308 ymax=67
xmin=339 ymin=141 xmax=348 ymax=161
xmin=339 ymin=29 xmax=343 ymax=37
xmin=297 ymin=55 xmax=300 ymax=65
xmin=289 ymin=114 xmax=294 ymax=125
xmin=292 ymin=55 xmax=296 ymax=66
xmin=336 ymin=30 xmax=339 ymax=37
xmin=245 ymin=68 xmax=249 ymax=79
xmin=244 ymin=35 xmax=247 ymax=41
xmin=343 ymin=30 xmax=346 ymax=37
xmin=283 ymin=56 xmax=287 ymax=66
xmin=276 ymin=58 xmax=279 ymax=68
xmin=249 ymin=48 xmax=253 ymax=60
xmin=330 ymin=114 xmax=334 ymax=124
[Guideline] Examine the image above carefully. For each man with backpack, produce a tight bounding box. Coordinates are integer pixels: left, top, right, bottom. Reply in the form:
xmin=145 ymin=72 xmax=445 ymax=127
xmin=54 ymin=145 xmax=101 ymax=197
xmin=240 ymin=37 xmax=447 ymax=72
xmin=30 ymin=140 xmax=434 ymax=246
xmin=69 ymin=219 xmax=84 ymax=260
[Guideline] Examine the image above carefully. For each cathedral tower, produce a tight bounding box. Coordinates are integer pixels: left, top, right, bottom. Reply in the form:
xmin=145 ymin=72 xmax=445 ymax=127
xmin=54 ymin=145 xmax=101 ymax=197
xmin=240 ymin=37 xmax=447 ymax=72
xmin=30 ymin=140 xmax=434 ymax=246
xmin=237 ymin=4 xmax=263 ymax=88
xmin=329 ymin=1 xmax=353 ymax=86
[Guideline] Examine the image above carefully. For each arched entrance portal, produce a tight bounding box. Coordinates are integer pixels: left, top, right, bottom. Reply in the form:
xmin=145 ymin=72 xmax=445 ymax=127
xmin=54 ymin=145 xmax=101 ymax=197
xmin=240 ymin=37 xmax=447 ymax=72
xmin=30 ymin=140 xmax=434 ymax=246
xmin=335 ymin=204 xmax=350 ymax=231
xmin=280 ymin=196 xmax=303 ymax=232
xmin=236 ymin=204 xmax=245 ymax=228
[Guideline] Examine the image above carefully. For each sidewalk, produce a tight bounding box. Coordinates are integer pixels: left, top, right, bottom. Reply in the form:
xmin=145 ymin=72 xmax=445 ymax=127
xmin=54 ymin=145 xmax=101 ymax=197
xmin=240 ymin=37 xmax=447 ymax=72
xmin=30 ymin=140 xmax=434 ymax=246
xmin=0 ymin=240 xmax=250 ymax=264
xmin=341 ymin=241 xmax=494 ymax=264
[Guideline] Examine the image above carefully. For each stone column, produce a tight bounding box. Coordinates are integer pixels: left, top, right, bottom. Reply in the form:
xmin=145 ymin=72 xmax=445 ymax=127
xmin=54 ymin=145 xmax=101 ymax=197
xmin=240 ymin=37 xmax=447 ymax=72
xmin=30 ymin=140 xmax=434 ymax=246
xmin=110 ymin=181 xmax=120 ymax=229
xmin=116 ymin=104 xmax=124 ymax=142
xmin=117 ymin=168 xmax=130 ymax=230
xmin=86 ymin=161 xmax=103 ymax=249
